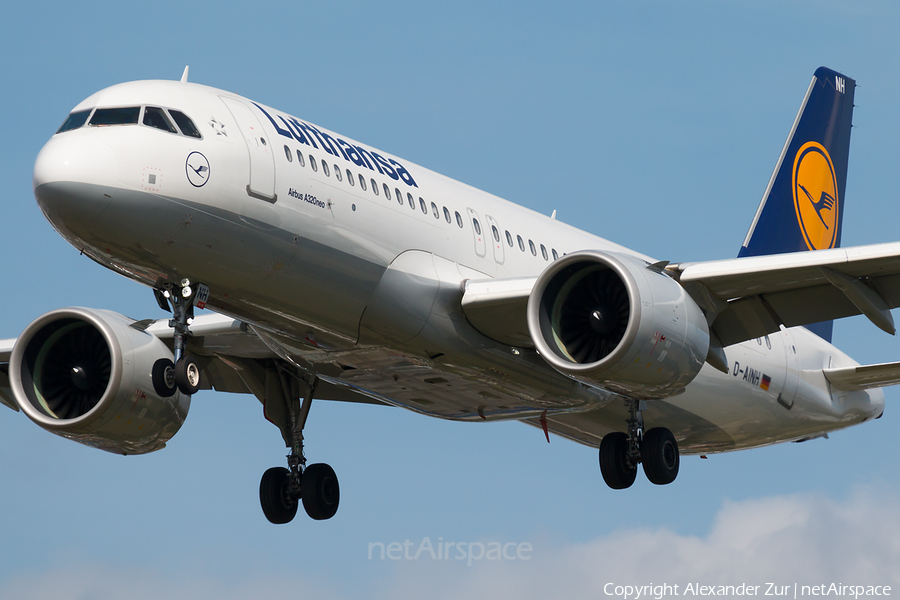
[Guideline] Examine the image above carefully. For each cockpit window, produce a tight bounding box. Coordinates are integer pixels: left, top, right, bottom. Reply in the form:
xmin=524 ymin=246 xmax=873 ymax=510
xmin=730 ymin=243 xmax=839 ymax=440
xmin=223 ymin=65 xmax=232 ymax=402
xmin=169 ymin=110 xmax=201 ymax=138
xmin=57 ymin=109 xmax=92 ymax=133
xmin=143 ymin=107 xmax=177 ymax=133
xmin=90 ymin=107 xmax=140 ymax=126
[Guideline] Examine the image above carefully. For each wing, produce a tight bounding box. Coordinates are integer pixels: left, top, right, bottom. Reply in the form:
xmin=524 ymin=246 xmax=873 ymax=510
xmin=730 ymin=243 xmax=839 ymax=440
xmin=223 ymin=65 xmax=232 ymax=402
xmin=461 ymin=242 xmax=900 ymax=356
xmin=0 ymin=311 xmax=387 ymax=414
xmin=673 ymin=241 xmax=900 ymax=346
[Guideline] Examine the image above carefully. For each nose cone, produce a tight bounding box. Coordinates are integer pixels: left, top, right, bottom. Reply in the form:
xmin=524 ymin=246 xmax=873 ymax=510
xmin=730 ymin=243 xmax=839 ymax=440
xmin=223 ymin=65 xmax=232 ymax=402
xmin=33 ymin=133 xmax=118 ymax=235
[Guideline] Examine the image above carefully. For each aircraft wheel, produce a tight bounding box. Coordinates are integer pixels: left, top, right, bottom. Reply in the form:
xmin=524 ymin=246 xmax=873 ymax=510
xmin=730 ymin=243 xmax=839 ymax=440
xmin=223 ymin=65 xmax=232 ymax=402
xmin=260 ymin=467 xmax=298 ymax=524
xmin=301 ymin=463 xmax=340 ymax=520
xmin=151 ymin=358 xmax=177 ymax=398
xmin=174 ymin=356 xmax=202 ymax=395
xmin=641 ymin=427 xmax=679 ymax=485
xmin=599 ymin=432 xmax=637 ymax=489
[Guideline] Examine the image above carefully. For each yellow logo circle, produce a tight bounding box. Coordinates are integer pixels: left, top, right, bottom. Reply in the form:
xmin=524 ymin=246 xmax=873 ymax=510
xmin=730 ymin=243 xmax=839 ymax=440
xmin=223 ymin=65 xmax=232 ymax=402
xmin=792 ymin=141 xmax=839 ymax=250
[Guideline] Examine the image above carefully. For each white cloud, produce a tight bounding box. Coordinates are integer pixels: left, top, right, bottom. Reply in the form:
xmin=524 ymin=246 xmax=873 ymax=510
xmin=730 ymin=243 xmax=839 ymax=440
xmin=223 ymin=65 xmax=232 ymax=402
xmin=381 ymin=486 xmax=900 ymax=600
xmin=3 ymin=487 xmax=898 ymax=600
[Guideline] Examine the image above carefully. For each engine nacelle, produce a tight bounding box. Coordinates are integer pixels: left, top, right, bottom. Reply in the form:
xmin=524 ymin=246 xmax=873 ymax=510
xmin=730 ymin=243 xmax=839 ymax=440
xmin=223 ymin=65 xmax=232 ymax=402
xmin=527 ymin=251 xmax=710 ymax=399
xmin=9 ymin=307 xmax=190 ymax=455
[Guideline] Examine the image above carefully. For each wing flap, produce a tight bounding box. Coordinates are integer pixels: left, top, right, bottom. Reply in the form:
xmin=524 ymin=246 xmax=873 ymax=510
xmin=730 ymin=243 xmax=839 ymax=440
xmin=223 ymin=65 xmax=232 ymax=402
xmin=675 ymin=242 xmax=900 ymax=346
xmin=824 ymin=361 xmax=900 ymax=391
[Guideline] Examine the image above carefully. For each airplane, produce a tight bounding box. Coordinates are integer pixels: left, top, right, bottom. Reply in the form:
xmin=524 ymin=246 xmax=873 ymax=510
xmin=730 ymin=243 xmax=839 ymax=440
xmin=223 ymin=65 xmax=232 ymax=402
xmin=2 ymin=66 xmax=898 ymax=525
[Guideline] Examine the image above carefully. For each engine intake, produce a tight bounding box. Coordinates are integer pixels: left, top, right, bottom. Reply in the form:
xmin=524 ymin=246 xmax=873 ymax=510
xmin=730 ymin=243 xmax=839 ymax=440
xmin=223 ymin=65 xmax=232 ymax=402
xmin=527 ymin=251 xmax=710 ymax=399
xmin=9 ymin=307 xmax=190 ymax=454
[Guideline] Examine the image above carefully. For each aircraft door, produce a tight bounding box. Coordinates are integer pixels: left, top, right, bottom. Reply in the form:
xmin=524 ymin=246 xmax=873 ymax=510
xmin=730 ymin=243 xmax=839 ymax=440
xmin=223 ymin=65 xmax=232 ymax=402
xmin=220 ymin=97 xmax=277 ymax=202
xmin=466 ymin=208 xmax=487 ymax=258
xmin=485 ymin=214 xmax=505 ymax=265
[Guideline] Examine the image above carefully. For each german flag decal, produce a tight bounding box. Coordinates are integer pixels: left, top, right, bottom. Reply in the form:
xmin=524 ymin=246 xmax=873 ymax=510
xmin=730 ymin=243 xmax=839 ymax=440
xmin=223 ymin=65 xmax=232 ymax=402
xmin=760 ymin=375 xmax=772 ymax=391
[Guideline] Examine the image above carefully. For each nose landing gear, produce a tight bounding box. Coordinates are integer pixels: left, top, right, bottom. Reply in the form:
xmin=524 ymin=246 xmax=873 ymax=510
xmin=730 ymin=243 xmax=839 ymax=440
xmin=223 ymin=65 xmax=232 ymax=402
xmin=151 ymin=281 xmax=205 ymax=396
xmin=599 ymin=399 xmax=679 ymax=489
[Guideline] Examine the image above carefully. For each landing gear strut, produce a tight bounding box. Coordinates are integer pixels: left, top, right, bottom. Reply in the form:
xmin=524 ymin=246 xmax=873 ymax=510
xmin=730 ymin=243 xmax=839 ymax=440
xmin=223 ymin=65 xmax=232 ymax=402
xmin=259 ymin=369 xmax=340 ymax=524
xmin=150 ymin=280 xmax=204 ymax=397
xmin=598 ymin=399 xmax=679 ymax=489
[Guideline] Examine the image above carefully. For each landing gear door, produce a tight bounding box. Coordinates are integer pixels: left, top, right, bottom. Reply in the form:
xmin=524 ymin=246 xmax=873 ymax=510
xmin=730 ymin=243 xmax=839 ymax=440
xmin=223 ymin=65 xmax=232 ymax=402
xmin=220 ymin=97 xmax=277 ymax=202
xmin=466 ymin=208 xmax=487 ymax=258
xmin=485 ymin=214 xmax=505 ymax=265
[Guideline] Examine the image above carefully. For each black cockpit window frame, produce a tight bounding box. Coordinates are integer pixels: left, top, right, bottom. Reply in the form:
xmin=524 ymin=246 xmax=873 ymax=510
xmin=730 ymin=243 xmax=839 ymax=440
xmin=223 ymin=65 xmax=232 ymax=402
xmin=57 ymin=109 xmax=92 ymax=133
xmin=90 ymin=107 xmax=141 ymax=126
xmin=168 ymin=109 xmax=202 ymax=138
xmin=143 ymin=106 xmax=178 ymax=134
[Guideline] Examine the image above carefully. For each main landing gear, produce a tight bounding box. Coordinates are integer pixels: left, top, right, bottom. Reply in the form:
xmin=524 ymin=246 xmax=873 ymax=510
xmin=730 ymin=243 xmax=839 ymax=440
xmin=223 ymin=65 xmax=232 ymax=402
xmin=151 ymin=280 xmax=204 ymax=398
xmin=259 ymin=370 xmax=340 ymax=524
xmin=599 ymin=400 xmax=679 ymax=489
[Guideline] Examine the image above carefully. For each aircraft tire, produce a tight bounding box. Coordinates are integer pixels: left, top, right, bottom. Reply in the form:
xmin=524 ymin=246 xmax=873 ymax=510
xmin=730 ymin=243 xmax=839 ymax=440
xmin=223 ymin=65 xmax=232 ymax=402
xmin=641 ymin=427 xmax=679 ymax=485
xmin=301 ymin=463 xmax=340 ymax=520
xmin=151 ymin=358 xmax=177 ymax=398
xmin=174 ymin=356 xmax=202 ymax=395
xmin=260 ymin=467 xmax=298 ymax=524
xmin=599 ymin=432 xmax=637 ymax=489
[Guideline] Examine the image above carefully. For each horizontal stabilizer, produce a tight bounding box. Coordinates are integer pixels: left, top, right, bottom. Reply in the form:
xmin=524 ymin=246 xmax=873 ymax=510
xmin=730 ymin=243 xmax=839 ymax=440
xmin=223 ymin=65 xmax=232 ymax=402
xmin=824 ymin=361 xmax=900 ymax=391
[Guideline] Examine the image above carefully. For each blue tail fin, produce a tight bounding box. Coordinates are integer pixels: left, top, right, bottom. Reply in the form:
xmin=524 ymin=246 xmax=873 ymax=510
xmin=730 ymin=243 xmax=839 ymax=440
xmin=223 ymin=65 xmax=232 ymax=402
xmin=738 ymin=67 xmax=856 ymax=342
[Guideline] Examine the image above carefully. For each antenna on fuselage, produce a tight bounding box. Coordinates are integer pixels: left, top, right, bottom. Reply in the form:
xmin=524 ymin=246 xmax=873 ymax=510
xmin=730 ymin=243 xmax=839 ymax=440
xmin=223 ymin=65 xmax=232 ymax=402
xmin=180 ymin=66 xmax=190 ymax=83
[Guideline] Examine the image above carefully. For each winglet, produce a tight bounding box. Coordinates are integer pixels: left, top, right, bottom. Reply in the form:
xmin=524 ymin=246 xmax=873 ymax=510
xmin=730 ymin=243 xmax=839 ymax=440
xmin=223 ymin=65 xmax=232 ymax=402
xmin=180 ymin=65 xmax=190 ymax=83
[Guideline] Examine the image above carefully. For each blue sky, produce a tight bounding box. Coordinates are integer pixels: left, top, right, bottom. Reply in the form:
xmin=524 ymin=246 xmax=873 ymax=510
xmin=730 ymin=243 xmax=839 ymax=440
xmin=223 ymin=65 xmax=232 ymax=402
xmin=2 ymin=1 xmax=899 ymax=598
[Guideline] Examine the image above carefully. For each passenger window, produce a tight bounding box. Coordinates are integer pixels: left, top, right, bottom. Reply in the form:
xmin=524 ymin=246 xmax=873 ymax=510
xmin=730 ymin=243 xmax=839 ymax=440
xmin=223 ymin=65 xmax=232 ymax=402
xmin=168 ymin=110 xmax=201 ymax=138
xmin=347 ymin=169 xmax=354 ymax=185
xmin=143 ymin=107 xmax=177 ymax=133
xmin=57 ymin=109 xmax=92 ymax=133
xmin=371 ymin=179 xmax=378 ymax=195
xmin=419 ymin=198 xmax=427 ymax=214
xmin=517 ymin=235 xmax=525 ymax=252
xmin=322 ymin=160 xmax=330 ymax=176
xmin=443 ymin=206 xmax=451 ymax=223
xmin=396 ymin=188 xmax=403 ymax=205
xmin=541 ymin=244 xmax=548 ymax=260
xmin=529 ymin=240 xmax=537 ymax=256
xmin=284 ymin=145 xmax=293 ymax=162
xmin=505 ymin=231 xmax=513 ymax=247
xmin=310 ymin=155 xmax=317 ymax=172
xmin=456 ymin=211 xmax=463 ymax=227
xmin=473 ymin=219 xmax=482 ymax=235
xmin=383 ymin=183 xmax=391 ymax=200
xmin=491 ymin=225 xmax=500 ymax=242
xmin=296 ymin=150 xmax=305 ymax=166
xmin=431 ymin=202 xmax=439 ymax=218
xmin=335 ymin=166 xmax=342 ymax=181
xmin=90 ymin=107 xmax=140 ymax=126
xmin=407 ymin=192 xmax=416 ymax=210
xmin=552 ymin=249 xmax=559 ymax=260
xmin=358 ymin=174 xmax=367 ymax=190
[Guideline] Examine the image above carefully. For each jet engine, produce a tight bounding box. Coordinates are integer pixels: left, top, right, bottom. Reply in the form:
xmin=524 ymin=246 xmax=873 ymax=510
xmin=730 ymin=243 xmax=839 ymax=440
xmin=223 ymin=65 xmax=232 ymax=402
xmin=9 ymin=307 xmax=190 ymax=454
xmin=526 ymin=251 xmax=710 ymax=399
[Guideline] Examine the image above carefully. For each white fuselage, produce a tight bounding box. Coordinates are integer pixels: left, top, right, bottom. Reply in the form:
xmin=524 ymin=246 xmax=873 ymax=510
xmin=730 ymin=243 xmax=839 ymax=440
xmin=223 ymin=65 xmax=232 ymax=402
xmin=31 ymin=79 xmax=885 ymax=455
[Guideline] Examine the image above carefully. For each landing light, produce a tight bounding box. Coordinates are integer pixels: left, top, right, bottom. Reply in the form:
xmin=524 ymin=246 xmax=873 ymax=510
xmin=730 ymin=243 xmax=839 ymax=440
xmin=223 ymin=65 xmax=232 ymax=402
xmin=182 ymin=286 xmax=192 ymax=298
